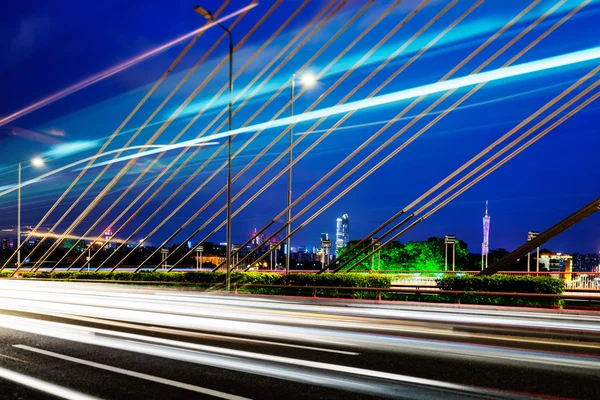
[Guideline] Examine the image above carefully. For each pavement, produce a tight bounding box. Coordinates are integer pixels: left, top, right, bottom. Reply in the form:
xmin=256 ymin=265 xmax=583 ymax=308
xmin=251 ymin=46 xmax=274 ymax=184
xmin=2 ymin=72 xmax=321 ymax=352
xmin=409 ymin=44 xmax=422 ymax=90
xmin=0 ymin=280 xmax=598 ymax=399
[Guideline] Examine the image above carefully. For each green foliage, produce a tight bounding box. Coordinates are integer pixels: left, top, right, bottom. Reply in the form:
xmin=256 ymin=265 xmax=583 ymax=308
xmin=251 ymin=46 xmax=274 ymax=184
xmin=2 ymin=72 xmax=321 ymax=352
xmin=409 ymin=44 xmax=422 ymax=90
xmin=0 ymin=270 xmax=13 ymax=278
xmin=16 ymin=271 xmax=282 ymax=285
xmin=13 ymin=271 xmax=390 ymax=299
xmin=281 ymin=273 xmax=391 ymax=288
xmin=436 ymin=274 xmax=565 ymax=294
xmin=337 ymin=237 xmax=470 ymax=271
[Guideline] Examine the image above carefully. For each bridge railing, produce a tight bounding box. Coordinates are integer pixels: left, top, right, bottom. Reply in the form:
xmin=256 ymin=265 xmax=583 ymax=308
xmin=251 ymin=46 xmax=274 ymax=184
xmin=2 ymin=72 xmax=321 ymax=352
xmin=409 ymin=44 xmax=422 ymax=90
xmin=7 ymin=265 xmax=599 ymax=290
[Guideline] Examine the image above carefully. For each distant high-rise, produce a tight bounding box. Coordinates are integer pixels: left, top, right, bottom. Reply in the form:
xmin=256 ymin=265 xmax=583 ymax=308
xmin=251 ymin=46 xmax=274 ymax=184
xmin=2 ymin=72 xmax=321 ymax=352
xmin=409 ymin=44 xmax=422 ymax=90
xmin=335 ymin=213 xmax=350 ymax=252
xmin=482 ymin=201 xmax=490 ymax=269
xmin=104 ymin=229 xmax=113 ymax=250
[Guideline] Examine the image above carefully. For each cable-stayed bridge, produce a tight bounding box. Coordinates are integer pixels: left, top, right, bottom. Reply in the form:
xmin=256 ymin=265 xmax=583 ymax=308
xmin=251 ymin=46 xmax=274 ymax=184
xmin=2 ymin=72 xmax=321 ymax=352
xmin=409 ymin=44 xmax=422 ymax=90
xmin=1 ymin=0 xmax=598 ymax=291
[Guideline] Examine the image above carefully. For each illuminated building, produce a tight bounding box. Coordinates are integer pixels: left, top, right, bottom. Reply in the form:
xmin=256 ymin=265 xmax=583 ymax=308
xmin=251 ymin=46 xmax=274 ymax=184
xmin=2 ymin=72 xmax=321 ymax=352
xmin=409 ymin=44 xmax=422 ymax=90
xmin=538 ymin=251 xmax=572 ymax=272
xmin=104 ymin=229 xmax=113 ymax=250
xmin=320 ymin=233 xmax=331 ymax=265
xmin=63 ymin=239 xmax=86 ymax=252
xmin=335 ymin=214 xmax=350 ymax=253
xmin=0 ymin=238 xmax=11 ymax=250
xmin=572 ymin=253 xmax=600 ymax=272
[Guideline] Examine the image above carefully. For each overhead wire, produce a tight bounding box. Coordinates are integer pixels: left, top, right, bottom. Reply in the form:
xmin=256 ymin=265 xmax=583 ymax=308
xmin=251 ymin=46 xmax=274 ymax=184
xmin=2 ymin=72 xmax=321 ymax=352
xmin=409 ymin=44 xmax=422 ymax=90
xmin=120 ymin=0 xmax=410 ymax=272
xmin=346 ymin=83 xmax=600 ymax=272
xmin=97 ymin=0 xmax=355 ymax=272
xmin=161 ymin=0 xmax=440 ymax=271
xmin=1 ymin=0 xmax=232 ymax=271
xmin=25 ymin=1 xmax=246 ymax=271
xmin=168 ymin=0 xmax=445 ymax=271
xmin=58 ymin=0 xmax=314 ymax=271
xmin=239 ymin=0 xmax=581 ymax=271
xmin=88 ymin=0 xmax=345 ymax=271
xmin=332 ymin=0 xmax=592 ymax=272
xmin=29 ymin=1 xmax=269 ymax=272
xmin=228 ymin=0 xmax=507 ymax=270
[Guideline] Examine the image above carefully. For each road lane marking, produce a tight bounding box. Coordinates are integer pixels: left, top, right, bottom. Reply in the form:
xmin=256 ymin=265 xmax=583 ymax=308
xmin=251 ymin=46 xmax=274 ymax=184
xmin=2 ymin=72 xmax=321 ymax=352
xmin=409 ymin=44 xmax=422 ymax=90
xmin=14 ymin=345 xmax=250 ymax=400
xmin=0 ymin=365 xmax=98 ymax=400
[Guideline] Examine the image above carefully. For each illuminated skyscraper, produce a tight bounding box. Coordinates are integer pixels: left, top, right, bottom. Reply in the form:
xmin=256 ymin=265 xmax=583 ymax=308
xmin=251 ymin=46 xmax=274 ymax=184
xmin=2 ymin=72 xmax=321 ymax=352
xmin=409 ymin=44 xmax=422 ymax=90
xmin=335 ymin=213 xmax=350 ymax=253
xmin=104 ymin=228 xmax=113 ymax=250
xmin=482 ymin=201 xmax=490 ymax=269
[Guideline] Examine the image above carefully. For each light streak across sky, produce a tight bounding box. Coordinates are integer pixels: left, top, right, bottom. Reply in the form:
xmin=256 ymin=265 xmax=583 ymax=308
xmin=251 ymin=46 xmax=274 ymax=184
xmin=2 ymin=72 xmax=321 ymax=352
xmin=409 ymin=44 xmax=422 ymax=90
xmin=88 ymin=46 xmax=600 ymax=169
xmin=23 ymin=230 xmax=127 ymax=245
xmin=0 ymin=3 xmax=258 ymax=128
xmin=0 ymin=143 xmax=218 ymax=197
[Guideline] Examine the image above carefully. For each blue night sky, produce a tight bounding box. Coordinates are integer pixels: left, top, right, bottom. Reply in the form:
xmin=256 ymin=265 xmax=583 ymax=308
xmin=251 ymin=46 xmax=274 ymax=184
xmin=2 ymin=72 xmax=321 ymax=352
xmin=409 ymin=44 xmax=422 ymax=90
xmin=0 ymin=0 xmax=598 ymax=255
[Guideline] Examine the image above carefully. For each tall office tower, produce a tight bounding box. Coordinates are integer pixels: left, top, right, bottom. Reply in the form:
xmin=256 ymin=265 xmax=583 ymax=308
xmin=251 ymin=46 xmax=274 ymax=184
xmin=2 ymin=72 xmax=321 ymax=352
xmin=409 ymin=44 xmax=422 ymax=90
xmin=104 ymin=228 xmax=113 ymax=250
xmin=482 ymin=201 xmax=490 ymax=269
xmin=335 ymin=213 xmax=350 ymax=253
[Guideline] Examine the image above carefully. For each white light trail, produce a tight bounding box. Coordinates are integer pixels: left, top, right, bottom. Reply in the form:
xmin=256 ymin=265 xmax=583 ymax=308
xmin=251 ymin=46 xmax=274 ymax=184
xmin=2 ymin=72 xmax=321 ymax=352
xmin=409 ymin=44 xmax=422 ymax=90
xmin=0 ymin=142 xmax=218 ymax=197
xmin=23 ymin=230 xmax=128 ymax=245
xmin=89 ymin=46 xmax=600 ymax=169
xmin=0 ymin=3 xmax=258 ymax=128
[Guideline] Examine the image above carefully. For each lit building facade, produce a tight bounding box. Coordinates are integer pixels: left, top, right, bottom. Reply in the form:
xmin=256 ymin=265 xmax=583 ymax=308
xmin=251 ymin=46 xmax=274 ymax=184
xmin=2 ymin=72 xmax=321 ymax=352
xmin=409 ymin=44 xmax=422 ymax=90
xmin=572 ymin=253 xmax=599 ymax=272
xmin=335 ymin=214 xmax=349 ymax=253
xmin=539 ymin=251 xmax=572 ymax=272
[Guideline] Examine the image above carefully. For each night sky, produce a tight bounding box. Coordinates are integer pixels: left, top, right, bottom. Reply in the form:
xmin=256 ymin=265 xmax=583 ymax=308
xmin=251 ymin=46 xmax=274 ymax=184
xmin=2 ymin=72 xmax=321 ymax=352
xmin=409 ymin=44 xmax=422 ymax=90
xmin=0 ymin=0 xmax=598 ymax=256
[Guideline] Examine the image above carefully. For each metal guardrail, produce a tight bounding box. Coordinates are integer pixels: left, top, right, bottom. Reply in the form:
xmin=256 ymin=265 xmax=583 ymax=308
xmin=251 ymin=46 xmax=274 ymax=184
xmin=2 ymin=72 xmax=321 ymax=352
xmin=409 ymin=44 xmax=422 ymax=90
xmin=3 ymin=277 xmax=223 ymax=288
xmin=231 ymin=283 xmax=600 ymax=307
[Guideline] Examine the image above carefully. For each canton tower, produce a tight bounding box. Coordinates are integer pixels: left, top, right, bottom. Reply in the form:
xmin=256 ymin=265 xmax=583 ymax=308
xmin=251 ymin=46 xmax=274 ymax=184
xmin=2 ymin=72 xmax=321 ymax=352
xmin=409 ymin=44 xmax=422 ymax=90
xmin=482 ymin=200 xmax=490 ymax=270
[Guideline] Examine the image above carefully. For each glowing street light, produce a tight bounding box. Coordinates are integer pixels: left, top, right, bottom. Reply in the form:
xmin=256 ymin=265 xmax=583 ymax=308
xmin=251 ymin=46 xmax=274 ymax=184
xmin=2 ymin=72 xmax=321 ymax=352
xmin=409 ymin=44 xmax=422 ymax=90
xmin=17 ymin=158 xmax=45 ymax=267
xmin=286 ymin=72 xmax=317 ymax=275
xmin=300 ymin=73 xmax=316 ymax=87
xmin=31 ymin=157 xmax=45 ymax=167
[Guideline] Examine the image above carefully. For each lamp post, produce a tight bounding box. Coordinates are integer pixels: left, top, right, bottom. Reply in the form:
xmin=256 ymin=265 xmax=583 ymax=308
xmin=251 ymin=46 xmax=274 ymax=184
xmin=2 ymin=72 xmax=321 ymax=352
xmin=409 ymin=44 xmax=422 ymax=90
xmin=269 ymin=242 xmax=277 ymax=270
xmin=196 ymin=246 xmax=203 ymax=271
xmin=195 ymin=5 xmax=234 ymax=291
xmin=161 ymin=248 xmax=169 ymax=271
xmin=527 ymin=231 xmax=539 ymax=273
xmin=17 ymin=157 xmax=44 ymax=267
xmin=286 ymin=73 xmax=315 ymax=275
xmin=370 ymin=237 xmax=381 ymax=270
xmin=86 ymin=247 xmax=91 ymax=271
xmin=444 ymin=235 xmax=456 ymax=272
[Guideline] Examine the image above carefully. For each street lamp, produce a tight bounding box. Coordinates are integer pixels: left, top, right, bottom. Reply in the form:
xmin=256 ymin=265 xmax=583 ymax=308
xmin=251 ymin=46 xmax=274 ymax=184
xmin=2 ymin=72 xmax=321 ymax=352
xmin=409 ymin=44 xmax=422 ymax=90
xmin=527 ymin=231 xmax=540 ymax=272
xmin=196 ymin=246 xmax=203 ymax=271
xmin=195 ymin=5 xmax=234 ymax=291
xmin=17 ymin=158 xmax=45 ymax=267
xmin=286 ymin=73 xmax=316 ymax=275
xmin=160 ymin=248 xmax=169 ymax=271
xmin=444 ymin=235 xmax=456 ymax=272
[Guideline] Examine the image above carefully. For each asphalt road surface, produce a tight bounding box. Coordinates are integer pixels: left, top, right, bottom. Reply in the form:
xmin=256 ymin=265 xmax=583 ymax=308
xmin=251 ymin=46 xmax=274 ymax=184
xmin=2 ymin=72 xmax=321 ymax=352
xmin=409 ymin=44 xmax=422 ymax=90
xmin=0 ymin=280 xmax=598 ymax=399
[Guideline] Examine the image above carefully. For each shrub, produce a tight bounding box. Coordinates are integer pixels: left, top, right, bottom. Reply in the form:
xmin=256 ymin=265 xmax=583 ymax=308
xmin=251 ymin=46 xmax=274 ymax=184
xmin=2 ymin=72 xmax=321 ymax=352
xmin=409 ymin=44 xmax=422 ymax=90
xmin=281 ymin=273 xmax=391 ymax=288
xmin=12 ymin=271 xmax=390 ymax=298
xmin=436 ymin=275 xmax=564 ymax=294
